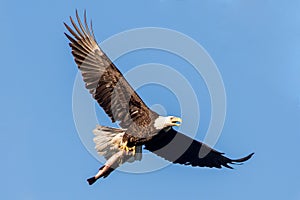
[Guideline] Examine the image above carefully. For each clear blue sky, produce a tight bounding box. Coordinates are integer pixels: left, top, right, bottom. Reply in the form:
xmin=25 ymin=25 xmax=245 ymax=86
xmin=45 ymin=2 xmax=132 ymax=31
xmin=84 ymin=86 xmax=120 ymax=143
xmin=1 ymin=1 xmax=300 ymax=199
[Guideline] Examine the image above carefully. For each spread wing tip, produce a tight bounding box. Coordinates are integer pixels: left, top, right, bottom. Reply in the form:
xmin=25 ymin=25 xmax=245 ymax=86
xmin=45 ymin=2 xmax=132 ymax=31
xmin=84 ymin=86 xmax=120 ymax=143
xmin=225 ymin=152 xmax=254 ymax=169
xmin=232 ymin=152 xmax=254 ymax=163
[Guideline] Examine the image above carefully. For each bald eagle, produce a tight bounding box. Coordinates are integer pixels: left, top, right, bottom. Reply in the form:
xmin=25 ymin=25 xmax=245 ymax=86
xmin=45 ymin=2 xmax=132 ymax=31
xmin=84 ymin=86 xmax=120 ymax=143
xmin=64 ymin=11 xmax=254 ymax=185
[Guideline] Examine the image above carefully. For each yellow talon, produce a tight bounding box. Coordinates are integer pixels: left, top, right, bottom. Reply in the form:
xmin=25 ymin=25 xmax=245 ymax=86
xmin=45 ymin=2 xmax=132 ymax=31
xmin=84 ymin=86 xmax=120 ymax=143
xmin=119 ymin=144 xmax=136 ymax=156
xmin=119 ymin=145 xmax=128 ymax=151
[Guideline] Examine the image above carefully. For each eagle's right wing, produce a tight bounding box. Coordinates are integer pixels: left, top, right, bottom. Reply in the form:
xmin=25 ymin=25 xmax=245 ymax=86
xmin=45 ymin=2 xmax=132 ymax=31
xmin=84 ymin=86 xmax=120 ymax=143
xmin=64 ymin=11 xmax=156 ymax=129
xmin=144 ymin=128 xmax=254 ymax=169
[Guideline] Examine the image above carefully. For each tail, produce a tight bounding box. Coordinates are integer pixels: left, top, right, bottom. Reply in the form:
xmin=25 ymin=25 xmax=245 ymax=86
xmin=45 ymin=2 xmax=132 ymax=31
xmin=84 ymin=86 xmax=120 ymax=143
xmin=93 ymin=125 xmax=142 ymax=161
xmin=93 ymin=125 xmax=125 ymax=160
xmin=87 ymin=125 xmax=143 ymax=185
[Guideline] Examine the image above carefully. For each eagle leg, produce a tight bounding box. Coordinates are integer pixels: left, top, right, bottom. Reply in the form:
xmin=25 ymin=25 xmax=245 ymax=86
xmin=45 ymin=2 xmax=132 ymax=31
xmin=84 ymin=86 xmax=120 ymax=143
xmin=87 ymin=150 xmax=125 ymax=185
xmin=119 ymin=141 xmax=136 ymax=156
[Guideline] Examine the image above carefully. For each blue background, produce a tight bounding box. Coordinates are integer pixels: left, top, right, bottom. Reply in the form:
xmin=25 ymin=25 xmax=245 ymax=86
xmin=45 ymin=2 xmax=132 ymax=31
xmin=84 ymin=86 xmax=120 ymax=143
xmin=1 ymin=1 xmax=299 ymax=199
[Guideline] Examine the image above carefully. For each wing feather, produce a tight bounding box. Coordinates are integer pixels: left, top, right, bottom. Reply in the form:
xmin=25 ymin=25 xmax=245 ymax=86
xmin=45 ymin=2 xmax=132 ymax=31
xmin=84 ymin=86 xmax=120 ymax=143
xmin=144 ymin=128 xmax=254 ymax=168
xmin=65 ymin=11 xmax=156 ymax=130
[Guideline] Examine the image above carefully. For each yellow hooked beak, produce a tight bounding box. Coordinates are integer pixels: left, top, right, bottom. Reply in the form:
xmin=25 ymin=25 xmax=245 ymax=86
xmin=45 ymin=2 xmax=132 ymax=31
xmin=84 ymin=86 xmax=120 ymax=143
xmin=170 ymin=117 xmax=182 ymax=127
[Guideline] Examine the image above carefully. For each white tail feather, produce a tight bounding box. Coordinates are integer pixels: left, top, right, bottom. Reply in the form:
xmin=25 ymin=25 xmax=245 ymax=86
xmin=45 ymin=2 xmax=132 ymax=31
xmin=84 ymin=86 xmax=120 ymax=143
xmin=92 ymin=125 xmax=142 ymax=161
xmin=93 ymin=125 xmax=125 ymax=160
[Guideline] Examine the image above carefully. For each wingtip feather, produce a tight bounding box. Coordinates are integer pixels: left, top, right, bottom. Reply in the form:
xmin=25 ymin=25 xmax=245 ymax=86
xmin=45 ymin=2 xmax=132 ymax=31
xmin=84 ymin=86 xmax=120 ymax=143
xmin=232 ymin=152 xmax=254 ymax=163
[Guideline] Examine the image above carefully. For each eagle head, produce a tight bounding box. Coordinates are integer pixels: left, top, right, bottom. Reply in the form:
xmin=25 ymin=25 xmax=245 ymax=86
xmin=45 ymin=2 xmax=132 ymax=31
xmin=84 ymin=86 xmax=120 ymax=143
xmin=154 ymin=116 xmax=182 ymax=130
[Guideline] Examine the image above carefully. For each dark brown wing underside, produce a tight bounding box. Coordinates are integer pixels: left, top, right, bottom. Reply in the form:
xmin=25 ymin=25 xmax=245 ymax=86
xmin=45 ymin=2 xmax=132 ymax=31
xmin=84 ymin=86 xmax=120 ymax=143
xmin=64 ymin=11 xmax=156 ymax=132
xmin=144 ymin=128 xmax=254 ymax=168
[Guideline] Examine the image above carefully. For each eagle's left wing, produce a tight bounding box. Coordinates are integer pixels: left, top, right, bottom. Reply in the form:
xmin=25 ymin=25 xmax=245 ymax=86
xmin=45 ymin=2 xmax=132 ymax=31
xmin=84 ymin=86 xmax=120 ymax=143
xmin=144 ymin=128 xmax=254 ymax=169
xmin=64 ymin=11 xmax=158 ymax=133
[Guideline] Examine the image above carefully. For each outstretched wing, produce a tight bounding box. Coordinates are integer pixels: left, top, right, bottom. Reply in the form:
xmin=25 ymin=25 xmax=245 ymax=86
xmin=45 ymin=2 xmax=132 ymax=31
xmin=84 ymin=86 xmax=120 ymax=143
xmin=64 ymin=11 xmax=156 ymax=129
xmin=144 ymin=128 xmax=254 ymax=169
